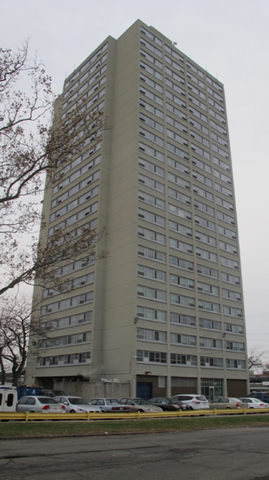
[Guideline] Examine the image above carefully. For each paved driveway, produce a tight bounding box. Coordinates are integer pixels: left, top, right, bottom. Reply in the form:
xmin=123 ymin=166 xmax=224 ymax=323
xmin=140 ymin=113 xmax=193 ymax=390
xmin=1 ymin=427 xmax=269 ymax=480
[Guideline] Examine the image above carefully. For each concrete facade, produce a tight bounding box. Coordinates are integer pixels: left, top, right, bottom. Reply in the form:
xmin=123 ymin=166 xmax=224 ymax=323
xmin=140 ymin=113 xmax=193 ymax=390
xmin=26 ymin=20 xmax=248 ymax=399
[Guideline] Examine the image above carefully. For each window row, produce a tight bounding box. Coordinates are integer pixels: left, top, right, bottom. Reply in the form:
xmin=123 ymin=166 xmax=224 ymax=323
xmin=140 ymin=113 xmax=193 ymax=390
xmin=40 ymin=311 xmax=92 ymax=331
xmin=41 ymin=292 xmax=93 ymax=315
xmin=38 ymin=332 xmax=91 ymax=349
xmin=37 ymin=352 xmax=91 ymax=367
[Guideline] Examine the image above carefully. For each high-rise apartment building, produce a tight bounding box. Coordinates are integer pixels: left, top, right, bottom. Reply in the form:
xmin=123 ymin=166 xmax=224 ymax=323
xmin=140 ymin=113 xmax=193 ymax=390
xmin=26 ymin=20 xmax=248 ymax=399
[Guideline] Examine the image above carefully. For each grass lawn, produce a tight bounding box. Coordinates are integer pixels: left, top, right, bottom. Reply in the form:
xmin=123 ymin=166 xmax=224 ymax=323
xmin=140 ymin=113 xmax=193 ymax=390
xmin=1 ymin=415 xmax=269 ymax=438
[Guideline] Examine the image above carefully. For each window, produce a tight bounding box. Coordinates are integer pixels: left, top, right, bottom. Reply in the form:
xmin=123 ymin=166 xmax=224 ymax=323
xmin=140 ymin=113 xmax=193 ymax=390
xmin=210 ymin=120 xmax=227 ymax=135
xmin=170 ymin=313 xmax=196 ymax=326
xmin=214 ymin=169 xmax=231 ymax=184
xmin=209 ymin=108 xmax=226 ymax=124
xmin=139 ymin=97 xmax=163 ymax=118
xmin=219 ymin=241 xmax=237 ymax=255
xmin=137 ymin=328 xmax=167 ymax=343
xmin=140 ymin=74 xmax=163 ymax=93
xmin=226 ymin=359 xmax=246 ymax=370
xmin=187 ymin=83 xmax=205 ymax=100
xmin=137 ymin=285 xmax=166 ymax=302
xmin=49 ymin=202 xmax=98 ymax=236
xmin=223 ymin=306 xmax=243 ymax=318
xmin=138 ymin=208 xmax=165 ymax=227
xmin=166 ymin=90 xmax=186 ymax=108
xmin=165 ymin=66 xmax=185 ymax=84
xmin=224 ymin=323 xmax=244 ymax=335
xmin=216 ymin=196 xmax=234 ymax=211
xmin=169 ymin=255 xmax=194 ymax=272
xmin=139 ymin=86 xmax=163 ymax=106
xmin=139 ymin=113 xmax=164 ymax=132
xmin=195 ymin=231 xmax=216 ymax=247
xmin=140 ymin=38 xmax=162 ymax=57
xmin=140 ymin=49 xmax=162 ymax=69
xmin=168 ymin=188 xmax=191 ymax=206
xmin=211 ymin=132 xmax=228 ymax=147
xmin=217 ymin=211 xmax=235 ymax=226
xmin=166 ymin=103 xmax=187 ymax=121
xmin=139 ymin=173 xmax=165 ymax=193
xmin=198 ymin=300 xmax=220 ymax=313
xmin=197 ymin=282 xmax=219 ymax=296
xmin=139 ymin=158 xmax=164 ymax=177
xmin=192 ymin=171 xmax=212 ymax=187
xmin=199 ymin=337 xmax=222 ymax=349
xmin=169 ymin=220 xmax=192 ymax=237
xmin=194 ymin=200 xmax=214 ymax=216
xmin=41 ymin=311 xmax=92 ymax=331
xmin=165 ymin=78 xmax=185 ymax=96
xmin=188 ymin=94 xmax=207 ymax=111
xmin=199 ymin=318 xmax=221 ymax=331
xmin=171 ymin=333 xmax=196 ymax=346
xmin=212 ymin=144 xmax=229 ymax=159
xmin=137 ymin=306 xmax=167 ymax=322
xmin=170 ymin=293 xmax=195 ymax=307
xmin=196 ymin=248 xmax=217 ymax=262
xmin=168 ymin=204 xmax=192 ymax=222
xmin=193 ymin=185 xmax=213 ymax=201
xmin=140 ymin=61 xmax=163 ymax=81
xmin=169 ymin=237 xmax=193 ymax=254
xmin=168 ymin=173 xmax=190 ymax=190
xmin=138 ymin=226 xmax=165 ymax=245
xmin=170 ymin=274 xmax=194 ymax=289
xmin=197 ymin=264 xmax=218 ymax=279
xmin=221 ymin=272 xmax=240 ymax=285
xmin=171 ymin=354 xmax=197 ymax=366
xmin=218 ymin=225 xmax=236 ymax=240
xmin=139 ymin=127 xmax=164 ymax=146
xmin=192 ymin=157 xmax=211 ymax=174
xmin=200 ymin=357 xmax=223 ymax=368
xmin=167 ymin=129 xmax=188 ymax=147
xmin=138 ymin=191 xmax=165 ymax=210
xmin=138 ymin=245 xmax=166 ymax=263
xmin=40 ymin=292 xmax=93 ymax=315
xmin=189 ymin=106 xmax=207 ymax=123
xmin=225 ymin=341 xmax=245 ymax=352
xmin=164 ymin=45 xmax=184 ymax=62
xmin=138 ymin=264 xmax=166 ymax=282
xmin=194 ymin=215 xmax=215 ymax=231
xmin=220 ymin=256 xmax=239 ymax=269
xmin=137 ymin=350 xmax=167 ymax=363
xmin=139 ymin=142 xmax=164 ymax=162
xmin=141 ymin=28 xmax=163 ymax=46
xmin=167 ymin=143 xmax=189 ymax=161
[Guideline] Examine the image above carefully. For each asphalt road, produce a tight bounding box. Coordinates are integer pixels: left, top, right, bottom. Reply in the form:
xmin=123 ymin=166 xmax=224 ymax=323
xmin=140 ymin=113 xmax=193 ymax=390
xmin=1 ymin=426 xmax=269 ymax=480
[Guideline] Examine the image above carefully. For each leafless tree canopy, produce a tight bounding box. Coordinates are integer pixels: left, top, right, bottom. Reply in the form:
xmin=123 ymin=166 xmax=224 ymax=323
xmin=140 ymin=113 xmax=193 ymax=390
xmin=0 ymin=41 xmax=106 ymax=297
xmin=0 ymin=296 xmax=45 ymax=385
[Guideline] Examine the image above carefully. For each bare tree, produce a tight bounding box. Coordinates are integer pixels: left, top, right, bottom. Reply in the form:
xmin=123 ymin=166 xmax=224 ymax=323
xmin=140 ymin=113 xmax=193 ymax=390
xmin=248 ymin=348 xmax=268 ymax=372
xmin=0 ymin=296 xmax=46 ymax=385
xmin=0 ymin=41 xmax=106 ymax=297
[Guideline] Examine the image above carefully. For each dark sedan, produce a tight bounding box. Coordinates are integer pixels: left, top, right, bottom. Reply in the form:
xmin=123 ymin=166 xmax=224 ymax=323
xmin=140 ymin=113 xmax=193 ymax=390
xmin=148 ymin=397 xmax=189 ymax=411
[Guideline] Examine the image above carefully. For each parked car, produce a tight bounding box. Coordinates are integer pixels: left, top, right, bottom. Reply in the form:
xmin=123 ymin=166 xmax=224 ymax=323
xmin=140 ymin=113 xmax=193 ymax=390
xmin=118 ymin=397 xmax=163 ymax=412
xmin=171 ymin=394 xmax=209 ymax=410
xmin=248 ymin=392 xmax=269 ymax=403
xmin=16 ymin=396 xmax=66 ymax=413
xmin=239 ymin=397 xmax=269 ymax=409
xmin=54 ymin=396 xmax=101 ymax=413
xmin=147 ymin=397 xmax=189 ymax=411
xmin=210 ymin=397 xmax=248 ymax=409
xmin=89 ymin=398 xmax=134 ymax=412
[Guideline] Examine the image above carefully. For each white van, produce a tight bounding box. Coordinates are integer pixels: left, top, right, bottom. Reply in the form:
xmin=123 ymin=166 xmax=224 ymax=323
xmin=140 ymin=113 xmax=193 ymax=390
xmin=0 ymin=387 xmax=18 ymax=413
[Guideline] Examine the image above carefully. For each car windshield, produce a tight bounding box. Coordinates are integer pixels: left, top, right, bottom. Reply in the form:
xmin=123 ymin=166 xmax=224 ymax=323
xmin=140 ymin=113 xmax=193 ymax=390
xmin=68 ymin=397 xmax=88 ymax=405
xmin=37 ymin=397 xmax=58 ymax=404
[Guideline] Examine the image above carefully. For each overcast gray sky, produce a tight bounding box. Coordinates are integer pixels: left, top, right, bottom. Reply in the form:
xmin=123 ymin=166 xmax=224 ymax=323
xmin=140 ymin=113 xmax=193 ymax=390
xmin=2 ymin=0 xmax=269 ymax=354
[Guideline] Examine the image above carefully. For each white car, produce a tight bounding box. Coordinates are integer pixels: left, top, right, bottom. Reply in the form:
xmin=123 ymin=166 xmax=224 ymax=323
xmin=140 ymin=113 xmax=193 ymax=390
xmin=16 ymin=396 xmax=66 ymax=413
xmin=54 ymin=396 xmax=101 ymax=413
xmin=239 ymin=397 xmax=269 ymax=409
xmin=118 ymin=397 xmax=163 ymax=412
xmin=171 ymin=394 xmax=209 ymax=410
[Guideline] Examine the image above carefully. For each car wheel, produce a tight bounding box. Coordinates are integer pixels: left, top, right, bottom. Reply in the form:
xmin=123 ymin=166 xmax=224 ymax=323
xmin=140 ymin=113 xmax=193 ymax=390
xmin=70 ymin=409 xmax=76 ymax=413
xmin=138 ymin=409 xmax=143 ymax=413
